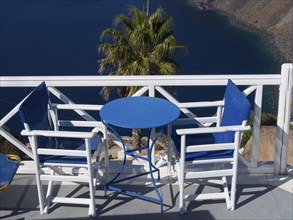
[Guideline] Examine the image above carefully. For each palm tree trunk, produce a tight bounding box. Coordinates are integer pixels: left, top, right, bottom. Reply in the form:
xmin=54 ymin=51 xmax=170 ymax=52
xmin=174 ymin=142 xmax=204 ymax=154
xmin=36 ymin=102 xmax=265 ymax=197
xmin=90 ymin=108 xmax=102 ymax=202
xmin=146 ymin=0 xmax=150 ymax=16
xmin=132 ymin=129 xmax=141 ymax=148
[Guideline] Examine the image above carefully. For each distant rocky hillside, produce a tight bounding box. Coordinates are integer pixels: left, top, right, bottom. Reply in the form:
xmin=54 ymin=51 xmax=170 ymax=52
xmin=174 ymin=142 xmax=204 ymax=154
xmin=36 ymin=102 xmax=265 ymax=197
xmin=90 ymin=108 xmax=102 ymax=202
xmin=193 ymin=0 xmax=293 ymax=63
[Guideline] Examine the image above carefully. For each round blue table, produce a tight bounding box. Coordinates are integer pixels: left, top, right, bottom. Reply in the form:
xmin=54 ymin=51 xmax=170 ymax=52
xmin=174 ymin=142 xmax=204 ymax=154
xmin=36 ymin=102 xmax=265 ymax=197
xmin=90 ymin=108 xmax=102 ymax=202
xmin=100 ymin=96 xmax=180 ymax=129
xmin=100 ymin=96 xmax=180 ymax=212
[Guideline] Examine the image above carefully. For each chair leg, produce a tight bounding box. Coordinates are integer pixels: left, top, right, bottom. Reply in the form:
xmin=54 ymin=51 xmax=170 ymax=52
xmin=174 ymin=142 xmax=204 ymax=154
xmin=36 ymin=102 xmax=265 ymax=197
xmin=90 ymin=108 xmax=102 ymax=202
xmin=44 ymin=169 xmax=55 ymax=214
xmin=230 ymin=173 xmax=237 ymax=211
xmin=231 ymin=148 xmax=239 ymax=211
xmin=167 ymin=125 xmax=172 ymax=180
xmin=35 ymin=167 xmax=45 ymax=214
xmin=88 ymin=171 xmax=96 ymax=217
xmin=86 ymin=139 xmax=96 ymax=217
xmin=176 ymin=160 xmax=180 ymax=185
xmin=104 ymin=144 xmax=109 ymax=183
xmin=222 ymin=176 xmax=231 ymax=210
xmin=103 ymin=130 xmax=110 ymax=183
xmin=179 ymin=158 xmax=186 ymax=215
xmin=95 ymin=141 xmax=106 ymax=183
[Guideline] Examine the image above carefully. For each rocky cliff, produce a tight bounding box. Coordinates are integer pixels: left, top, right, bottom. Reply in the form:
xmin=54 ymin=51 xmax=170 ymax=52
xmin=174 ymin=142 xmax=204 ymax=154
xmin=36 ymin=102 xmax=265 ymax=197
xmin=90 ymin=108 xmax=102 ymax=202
xmin=193 ymin=0 xmax=293 ymax=63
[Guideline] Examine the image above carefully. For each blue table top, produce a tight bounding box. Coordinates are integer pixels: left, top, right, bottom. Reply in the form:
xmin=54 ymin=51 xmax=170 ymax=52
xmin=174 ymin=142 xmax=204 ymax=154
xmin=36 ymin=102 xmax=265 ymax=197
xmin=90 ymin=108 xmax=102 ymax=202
xmin=100 ymin=96 xmax=180 ymax=129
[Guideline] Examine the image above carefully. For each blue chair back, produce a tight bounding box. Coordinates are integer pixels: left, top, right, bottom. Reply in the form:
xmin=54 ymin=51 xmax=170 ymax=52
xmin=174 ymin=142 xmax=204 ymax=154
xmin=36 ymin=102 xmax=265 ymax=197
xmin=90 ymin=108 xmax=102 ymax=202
xmin=213 ymin=80 xmax=252 ymax=143
xmin=19 ymin=82 xmax=54 ymax=148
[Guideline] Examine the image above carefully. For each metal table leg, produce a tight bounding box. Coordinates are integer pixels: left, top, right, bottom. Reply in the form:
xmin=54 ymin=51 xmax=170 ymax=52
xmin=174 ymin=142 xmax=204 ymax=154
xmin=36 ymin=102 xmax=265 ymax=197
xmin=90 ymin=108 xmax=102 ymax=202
xmin=103 ymin=122 xmax=164 ymax=212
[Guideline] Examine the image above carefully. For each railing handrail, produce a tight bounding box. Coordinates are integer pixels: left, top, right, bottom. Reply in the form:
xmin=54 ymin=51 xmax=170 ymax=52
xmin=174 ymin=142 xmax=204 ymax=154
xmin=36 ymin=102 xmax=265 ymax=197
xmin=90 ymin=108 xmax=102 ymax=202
xmin=1 ymin=64 xmax=292 ymax=175
xmin=0 ymin=74 xmax=281 ymax=87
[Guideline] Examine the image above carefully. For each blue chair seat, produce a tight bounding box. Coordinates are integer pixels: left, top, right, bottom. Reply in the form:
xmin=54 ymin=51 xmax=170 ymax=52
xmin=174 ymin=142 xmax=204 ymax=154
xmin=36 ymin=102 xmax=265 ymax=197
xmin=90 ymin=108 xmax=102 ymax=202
xmin=40 ymin=137 xmax=101 ymax=164
xmin=0 ymin=154 xmax=20 ymax=191
xmin=172 ymin=133 xmax=234 ymax=161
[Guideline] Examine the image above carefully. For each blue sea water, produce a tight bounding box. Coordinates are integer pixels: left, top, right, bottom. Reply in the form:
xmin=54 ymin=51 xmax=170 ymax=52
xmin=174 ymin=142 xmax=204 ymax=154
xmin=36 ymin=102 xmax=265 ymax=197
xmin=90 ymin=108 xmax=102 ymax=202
xmin=0 ymin=0 xmax=281 ymax=131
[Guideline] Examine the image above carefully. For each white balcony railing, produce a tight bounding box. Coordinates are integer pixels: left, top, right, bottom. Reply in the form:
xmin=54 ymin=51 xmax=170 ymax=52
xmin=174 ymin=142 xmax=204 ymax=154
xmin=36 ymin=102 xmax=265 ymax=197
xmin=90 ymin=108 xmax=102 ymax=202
xmin=0 ymin=63 xmax=292 ymax=175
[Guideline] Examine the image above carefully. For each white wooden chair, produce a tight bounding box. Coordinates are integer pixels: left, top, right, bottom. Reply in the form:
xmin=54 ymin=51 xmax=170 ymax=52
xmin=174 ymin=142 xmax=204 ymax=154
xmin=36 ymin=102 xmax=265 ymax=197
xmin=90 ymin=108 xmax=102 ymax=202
xmin=19 ymin=82 xmax=106 ymax=216
xmin=171 ymin=80 xmax=252 ymax=214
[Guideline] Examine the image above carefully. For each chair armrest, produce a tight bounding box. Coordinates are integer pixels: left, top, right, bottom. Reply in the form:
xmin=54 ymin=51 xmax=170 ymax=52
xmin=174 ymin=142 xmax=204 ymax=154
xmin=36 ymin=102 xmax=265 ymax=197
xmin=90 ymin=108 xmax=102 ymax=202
xmin=176 ymin=125 xmax=251 ymax=136
xmin=171 ymin=117 xmax=218 ymax=126
xmin=50 ymin=103 xmax=102 ymax=111
xmin=177 ymin=100 xmax=224 ymax=108
xmin=58 ymin=120 xmax=103 ymax=128
xmin=21 ymin=130 xmax=95 ymax=139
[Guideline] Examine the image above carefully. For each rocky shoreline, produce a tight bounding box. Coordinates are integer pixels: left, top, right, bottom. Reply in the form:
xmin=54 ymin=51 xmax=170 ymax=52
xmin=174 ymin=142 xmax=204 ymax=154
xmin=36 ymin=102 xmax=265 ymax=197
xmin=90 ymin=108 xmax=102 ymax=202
xmin=191 ymin=0 xmax=293 ymax=63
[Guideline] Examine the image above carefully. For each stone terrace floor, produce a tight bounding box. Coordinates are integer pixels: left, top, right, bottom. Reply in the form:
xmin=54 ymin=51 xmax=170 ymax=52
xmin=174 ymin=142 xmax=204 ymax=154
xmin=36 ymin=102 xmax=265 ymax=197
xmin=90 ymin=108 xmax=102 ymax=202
xmin=0 ymin=172 xmax=292 ymax=220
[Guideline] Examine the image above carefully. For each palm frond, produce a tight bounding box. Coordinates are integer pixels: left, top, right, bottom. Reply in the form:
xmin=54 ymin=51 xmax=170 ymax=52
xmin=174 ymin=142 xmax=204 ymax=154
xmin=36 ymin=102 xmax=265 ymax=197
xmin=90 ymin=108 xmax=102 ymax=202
xmin=97 ymin=6 xmax=187 ymax=100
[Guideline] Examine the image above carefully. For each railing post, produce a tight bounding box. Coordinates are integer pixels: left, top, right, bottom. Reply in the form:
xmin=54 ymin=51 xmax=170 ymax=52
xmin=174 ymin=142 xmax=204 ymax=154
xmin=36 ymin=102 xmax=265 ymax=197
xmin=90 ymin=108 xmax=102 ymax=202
xmin=251 ymin=85 xmax=263 ymax=168
xmin=149 ymin=85 xmax=155 ymax=97
xmin=274 ymin=63 xmax=293 ymax=174
xmin=148 ymin=85 xmax=156 ymax=165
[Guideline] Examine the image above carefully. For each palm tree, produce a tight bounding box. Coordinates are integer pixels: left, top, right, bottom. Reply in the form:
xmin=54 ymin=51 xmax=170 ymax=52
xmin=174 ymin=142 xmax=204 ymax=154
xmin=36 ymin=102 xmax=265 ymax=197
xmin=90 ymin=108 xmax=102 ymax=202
xmin=146 ymin=0 xmax=150 ymax=15
xmin=98 ymin=6 xmax=186 ymax=148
